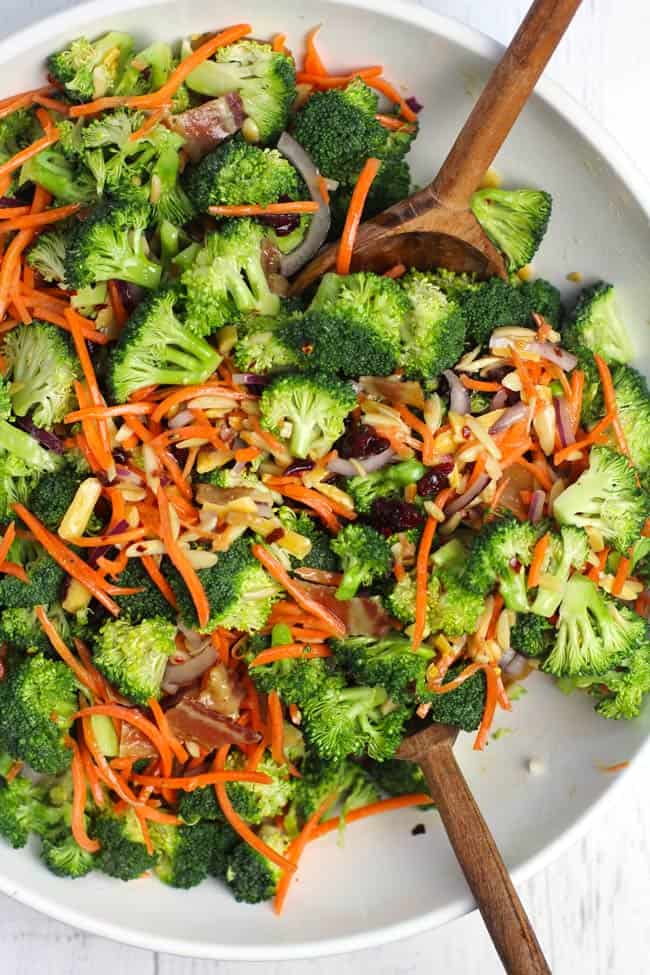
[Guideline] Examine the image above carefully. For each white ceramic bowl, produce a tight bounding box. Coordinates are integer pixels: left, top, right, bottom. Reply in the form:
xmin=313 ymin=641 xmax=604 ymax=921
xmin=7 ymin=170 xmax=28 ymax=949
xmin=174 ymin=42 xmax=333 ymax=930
xmin=1 ymin=0 xmax=649 ymax=961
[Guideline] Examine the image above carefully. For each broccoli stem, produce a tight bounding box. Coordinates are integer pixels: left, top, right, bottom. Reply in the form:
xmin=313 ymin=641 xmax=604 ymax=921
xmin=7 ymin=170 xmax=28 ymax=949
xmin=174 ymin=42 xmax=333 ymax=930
xmin=336 ymin=569 xmax=365 ymax=601
xmin=0 ymin=420 xmax=59 ymax=473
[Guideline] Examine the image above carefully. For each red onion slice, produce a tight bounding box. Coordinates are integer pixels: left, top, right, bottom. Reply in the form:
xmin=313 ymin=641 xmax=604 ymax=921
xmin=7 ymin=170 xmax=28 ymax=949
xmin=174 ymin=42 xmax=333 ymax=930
xmin=168 ymin=409 xmax=194 ymax=430
xmin=445 ymin=474 xmax=490 ymax=516
xmin=554 ymin=396 xmax=575 ymax=448
xmin=489 ymin=402 xmax=529 ymax=434
xmin=443 ymin=370 xmax=470 ymax=415
xmin=162 ymin=642 xmax=218 ymax=694
xmin=490 ymin=388 xmax=509 ymax=410
xmin=528 ymin=489 xmax=546 ymax=524
xmin=327 ymin=447 xmax=395 ymax=477
xmin=15 ymin=417 xmax=65 ymax=454
xmin=231 ymin=373 xmax=272 ymax=388
xmin=276 ymin=133 xmax=331 ymax=276
xmin=525 ymin=341 xmax=578 ymax=372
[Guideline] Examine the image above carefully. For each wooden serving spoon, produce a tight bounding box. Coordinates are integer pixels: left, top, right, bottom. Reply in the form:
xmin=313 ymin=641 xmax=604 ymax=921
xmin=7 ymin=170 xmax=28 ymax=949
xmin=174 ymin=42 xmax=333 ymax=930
xmin=291 ymin=0 xmax=582 ymax=295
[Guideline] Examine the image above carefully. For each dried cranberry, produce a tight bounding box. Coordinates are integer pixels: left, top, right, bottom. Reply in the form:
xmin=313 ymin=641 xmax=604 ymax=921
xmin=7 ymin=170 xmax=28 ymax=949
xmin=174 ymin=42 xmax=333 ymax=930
xmin=417 ymin=461 xmax=453 ymax=497
xmin=258 ymin=197 xmax=301 ymax=237
xmin=112 ymin=448 xmax=128 ymax=465
xmin=284 ymin=458 xmax=315 ymax=476
xmin=336 ymin=421 xmax=390 ymax=459
xmin=405 ymin=95 xmax=424 ymax=114
xmin=370 ymin=498 xmax=425 ymax=536
xmin=462 ymin=425 xmax=471 ymax=439
xmin=113 ymin=280 xmax=145 ymax=314
xmin=510 ymin=558 xmax=522 ymax=571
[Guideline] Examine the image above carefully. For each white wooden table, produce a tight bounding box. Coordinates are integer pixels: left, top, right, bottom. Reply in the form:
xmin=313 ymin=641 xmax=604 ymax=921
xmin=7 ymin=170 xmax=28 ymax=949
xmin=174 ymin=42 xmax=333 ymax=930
xmin=1 ymin=1 xmax=650 ymax=972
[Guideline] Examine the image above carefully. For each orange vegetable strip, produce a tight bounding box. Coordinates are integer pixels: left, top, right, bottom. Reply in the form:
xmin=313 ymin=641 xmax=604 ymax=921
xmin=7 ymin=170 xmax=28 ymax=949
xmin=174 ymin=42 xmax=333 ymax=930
xmin=317 ymin=175 xmax=330 ymax=205
xmin=427 ymin=661 xmax=486 ymax=695
xmin=128 ymin=107 xmax=166 ymax=142
xmin=367 ymin=76 xmax=418 ymax=121
xmin=612 ymin=556 xmax=632 ymax=597
xmin=147 ymin=698 xmax=188 ymax=766
xmin=375 ymin=113 xmax=415 ymax=132
xmin=79 ymin=742 xmax=106 ymax=807
xmin=268 ymin=482 xmax=350 ymax=531
xmin=395 ymin=404 xmax=434 ymax=465
xmin=336 ymin=157 xmax=381 ymax=275
xmin=0 ymin=206 xmax=30 ymax=219
xmin=151 ymin=383 xmax=243 ymax=423
xmin=23 ymin=303 xmax=109 ymax=343
xmin=587 ymin=547 xmax=609 ymax=583
xmin=214 ymin=745 xmax=296 ymax=872
xmin=82 ymin=717 xmax=140 ymax=804
xmin=70 ymin=25 xmax=252 ymax=116
xmin=303 ymin=25 xmax=328 ymax=75
xmin=74 ymin=380 xmax=113 ymax=472
xmin=209 ymin=201 xmax=319 ymax=217
xmin=509 ymin=343 xmax=537 ymax=401
xmin=274 ymin=791 xmax=338 ymax=914
xmin=486 ymin=594 xmax=505 ymax=642
xmin=0 ymin=522 xmax=15 ymax=567
xmin=252 ymin=544 xmax=346 ymax=638
xmin=66 ymin=527 xmax=146 ymax=548
xmin=107 ymin=279 xmax=129 ymax=330
xmin=0 ymin=202 xmax=81 ymax=232
xmin=460 ymin=376 xmax=502 ymax=392
xmin=311 ymin=793 xmax=431 ymax=840
xmin=473 ymin=665 xmax=499 ymax=751
xmin=36 ymin=605 xmax=102 ymax=694
xmin=527 ymin=533 xmax=551 ymax=589
xmin=5 ymin=760 xmax=23 ymax=782
xmin=512 ymin=456 xmax=553 ymax=491
xmin=268 ymin=690 xmax=286 ymax=767
xmin=68 ymin=738 xmax=101 ymax=853
xmin=65 ymin=402 xmax=154 ymax=423
xmin=158 ymin=487 xmax=209 ymax=628
xmin=0 ymin=85 xmax=54 ymax=117
xmin=383 ymin=263 xmax=407 ymax=279
xmin=251 ymin=647 xmax=333 ymax=667
xmin=569 ymin=369 xmax=585 ymax=432
xmin=272 ymin=33 xmax=287 ymax=54
xmin=75 ymin=705 xmax=172 ymax=777
xmin=0 ymin=229 xmax=38 ymax=319
xmin=553 ymin=412 xmax=614 ymax=465
xmin=594 ymin=353 xmax=631 ymax=458
xmin=0 ymin=561 xmax=28 ymax=582
xmin=0 ymin=129 xmax=60 ymax=182
xmin=488 ymin=476 xmax=511 ymax=514
xmin=140 ymin=555 xmax=178 ymax=610
xmin=33 ymin=94 xmax=71 ymax=114
xmin=296 ymin=69 xmax=383 ymax=88
xmin=413 ymin=515 xmax=436 ymax=650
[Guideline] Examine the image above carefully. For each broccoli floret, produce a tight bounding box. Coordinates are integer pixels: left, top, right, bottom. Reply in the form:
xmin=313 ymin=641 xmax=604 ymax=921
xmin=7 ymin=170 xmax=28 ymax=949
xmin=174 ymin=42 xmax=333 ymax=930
xmin=41 ymin=831 xmax=96 ymax=878
xmin=510 ymin=613 xmax=554 ymax=659
xmin=470 ymin=187 xmax=552 ymax=271
xmin=26 ymin=465 xmax=88 ymax=532
xmin=0 ymin=109 xmax=38 ymax=183
xmin=418 ymin=661 xmax=487 ymax=732
xmin=0 ymin=604 xmax=71 ymax=656
xmin=399 ymin=271 xmax=467 ymax=379
xmin=259 ymin=372 xmax=356 ymax=459
xmin=20 ymin=147 xmax=97 ymax=205
xmin=280 ymin=272 xmax=408 ymax=377
xmin=544 ymin=573 xmax=646 ymax=677
xmin=92 ymin=617 xmax=176 ymax=705
xmin=292 ymin=78 xmax=386 ymax=184
xmin=48 ymin=32 xmax=134 ymax=102
xmin=607 ymin=365 xmax=650 ymax=474
xmin=286 ymin=752 xmax=362 ymax=831
xmin=225 ymin=823 xmax=289 ymax=903
xmin=233 ymin=308 xmax=301 ymax=374
xmin=208 ymin=820 xmax=242 ymax=879
xmin=0 ymin=775 xmax=63 ymax=848
xmin=0 ymin=652 xmax=77 ymax=774
xmin=331 ymin=633 xmax=432 ymax=705
xmin=2 ymin=322 xmax=80 ymax=429
xmin=564 ymin=282 xmax=633 ymax=365
xmin=0 ymin=544 xmax=64 ymax=608
xmin=573 ymin=346 xmax=603 ymax=426
xmin=106 ymin=287 xmax=220 ymax=403
xmin=277 ymin=508 xmax=339 ymax=572
xmin=149 ymin=820 xmax=214 ymax=889
xmin=386 ymin=570 xmax=484 ymax=638
xmin=463 ymin=513 xmax=545 ymax=612
xmin=529 ymin=526 xmax=590 ymax=618
xmin=112 ymin=558 xmax=177 ymax=624
xmin=186 ymin=40 xmax=296 ymax=143
xmin=64 ymin=198 xmax=161 ymax=290
xmin=301 ymin=674 xmax=409 ymax=762
xmin=169 ymin=536 xmax=281 ymax=634
xmin=330 ymin=524 xmax=392 ymax=600
xmin=184 ymin=137 xmax=299 ymax=211
xmin=575 ymin=640 xmax=650 ymax=720
xmin=114 ymin=42 xmax=186 ymax=111
xmin=178 ymin=786 xmax=224 ymax=826
xmin=92 ymin=807 xmax=157 ymax=881
xmin=245 ymin=636 xmax=330 ymax=706
xmin=181 ymin=219 xmax=280 ymax=337
xmin=225 ymin=750 xmax=293 ymax=825
xmin=26 ymin=227 xmax=69 ymax=283
xmin=434 ymin=275 xmax=562 ymax=347
xmin=553 ymin=446 xmax=649 ymax=553
xmin=364 ymin=758 xmax=432 ymax=805
xmin=348 ymin=458 xmax=427 ymax=515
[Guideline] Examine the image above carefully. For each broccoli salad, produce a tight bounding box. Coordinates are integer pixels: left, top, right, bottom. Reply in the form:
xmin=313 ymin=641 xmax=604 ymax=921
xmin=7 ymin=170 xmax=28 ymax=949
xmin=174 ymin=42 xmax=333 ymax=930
xmin=0 ymin=22 xmax=648 ymax=910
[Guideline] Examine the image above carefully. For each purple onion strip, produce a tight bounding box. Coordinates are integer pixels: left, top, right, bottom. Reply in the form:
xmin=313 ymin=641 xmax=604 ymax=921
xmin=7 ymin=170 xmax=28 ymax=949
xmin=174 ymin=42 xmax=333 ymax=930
xmin=554 ymin=396 xmax=575 ymax=448
xmin=15 ymin=416 xmax=65 ymax=454
xmin=445 ymin=474 xmax=491 ymax=517
xmin=489 ymin=402 xmax=529 ymax=435
xmin=528 ymin=489 xmax=546 ymax=524
xmin=443 ymin=370 xmax=470 ymax=415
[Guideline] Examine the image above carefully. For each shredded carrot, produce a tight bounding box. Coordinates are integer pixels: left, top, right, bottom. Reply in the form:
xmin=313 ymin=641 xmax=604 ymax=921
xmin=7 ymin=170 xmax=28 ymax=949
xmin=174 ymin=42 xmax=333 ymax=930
xmin=0 ymin=522 xmax=15 ymax=567
xmin=509 ymin=343 xmax=537 ymax=402
xmin=311 ymin=793 xmax=431 ymax=839
xmin=554 ymin=412 xmax=614 ymax=465
xmin=512 ymin=455 xmax=553 ymax=491
xmin=527 ymin=533 xmax=551 ymax=589
xmin=611 ymin=556 xmax=632 ymax=597
xmin=413 ymin=515 xmax=436 ymax=650
xmin=209 ymin=201 xmax=319 ymax=217
xmin=0 ymin=206 xmax=30 ymax=219
xmin=128 ymin=107 xmax=167 ymax=142
xmin=36 ymin=605 xmax=101 ymax=694
xmin=594 ymin=354 xmax=630 ymax=458
xmin=0 ymin=560 xmax=28 ymax=582
xmin=587 ymin=547 xmax=609 ymax=583
xmin=367 ymin=76 xmax=418 ymax=122
xmin=214 ymin=745 xmax=296 ymax=872
xmin=488 ymin=476 xmax=511 ymax=515
xmin=296 ymin=69 xmax=383 ymax=88
xmin=473 ymin=665 xmax=500 ymax=751
xmin=0 ymin=85 xmax=54 ymax=118
xmin=79 ymin=742 xmax=106 ymax=807
xmin=65 ymin=402 xmax=154 ymax=422
xmin=0 ymin=187 xmax=50 ymax=318
xmin=5 ymin=760 xmax=23 ymax=782
xmin=317 ymin=175 xmax=330 ymax=205
xmin=131 ymin=770 xmax=273 ymax=790
xmin=151 ymin=383 xmax=243 ymax=423
xmin=33 ymin=93 xmax=71 ymax=114
xmin=252 ymin=544 xmax=346 ymax=638
xmin=267 ymin=691 xmax=286 ymax=766
xmin=266 ymin=481 xmax=344 ymax=533
xmin=107 ymin=279 xmax=129 ymax=330
xmin=375 ymin=113 xmax=415 ymax=132
xmin=75 ymin=704 xmax=173 ymax=776
xmin=274 ymin=791 xmax=338 ymax=914
xmin=0 ymin=128 xmax=61 ymax=182
xmin=569 ymin=369 xmax=585 ymax=432
xmin=148 ymin=698 xmax=189 ymax=765
xmin=600 ymin=761 xmax=630 ymax=774
xmin=336 ymin=157 xmax=381 ymax=274
xmin=139 ymin=555 xmax=178 ymax=610
xmin=395 ymin=404 xmax=434 ymax=465
xmin=0 ymin=202 xmax=81 ymax=233
xmin=68 ymin=738 xmax=101 ymax=853
xmin=233 ymin=445 xmax=261 ymax=464
xmin=486 ymin=594 xmax=504 ymax=642
xmin=67 ymin=527 xmax=146 ymax=548
xmin=303 ymin=25 xmax=328 ymax=75
xmin=460 ymin=376 xmax=502 ymax=393
xmin=83 ymin=717 xmax=140 ymax=804
xmin=157 ymin=487 xmax=209 ymax=628
xmin=384 ymin=263 xmax=407 ymax=279
xmin=70 ymin=24 xmax=252 ymax=116
xmin=272 ymin=33 xmax=288 ymax=54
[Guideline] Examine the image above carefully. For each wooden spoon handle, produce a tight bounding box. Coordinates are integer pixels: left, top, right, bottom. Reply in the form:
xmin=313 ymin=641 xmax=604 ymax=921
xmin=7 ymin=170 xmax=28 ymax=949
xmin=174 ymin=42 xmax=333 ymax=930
xmin=418 ymin=745 xmax=551 ymax=974
xmin=430 ymin=0 xmax=582 ymax=209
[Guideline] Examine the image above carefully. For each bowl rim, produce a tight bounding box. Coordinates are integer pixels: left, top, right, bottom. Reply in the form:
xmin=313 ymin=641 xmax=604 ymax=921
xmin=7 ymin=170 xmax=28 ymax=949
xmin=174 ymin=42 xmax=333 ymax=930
xmin=0 ymin=0 xmax=649 ymax=960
